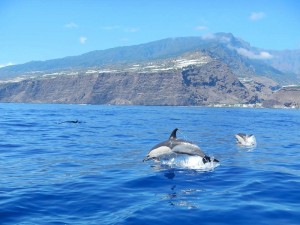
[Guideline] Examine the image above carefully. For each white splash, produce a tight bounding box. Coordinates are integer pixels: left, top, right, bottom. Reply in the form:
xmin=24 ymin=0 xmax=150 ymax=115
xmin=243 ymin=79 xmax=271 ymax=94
xmin=161 ymin=155 xmax=219 ymax=171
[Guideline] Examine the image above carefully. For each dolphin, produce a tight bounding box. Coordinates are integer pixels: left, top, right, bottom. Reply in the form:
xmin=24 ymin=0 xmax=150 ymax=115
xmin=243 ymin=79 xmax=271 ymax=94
xmin=58 ymin=119 xmax=81 ymax=124
xmin=235 ymin=133 xmax=256 ymax=146
xmin=143 ymin=128 xmax=219 ymax=164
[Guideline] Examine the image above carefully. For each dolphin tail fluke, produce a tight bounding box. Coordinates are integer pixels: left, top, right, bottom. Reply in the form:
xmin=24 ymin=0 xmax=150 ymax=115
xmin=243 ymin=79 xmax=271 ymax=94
xmin=213 ymin=158 xmax=219 ymax=163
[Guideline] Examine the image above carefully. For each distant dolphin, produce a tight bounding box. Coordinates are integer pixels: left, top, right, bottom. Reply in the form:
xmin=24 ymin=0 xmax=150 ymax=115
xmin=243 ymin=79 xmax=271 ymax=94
xmin=143 ymin=128 xmax=219 ymax=164
xmin=235 ymin=133 xmax=256 ymax=147
xmin=58 ymin=120 xmax=81 ymax=124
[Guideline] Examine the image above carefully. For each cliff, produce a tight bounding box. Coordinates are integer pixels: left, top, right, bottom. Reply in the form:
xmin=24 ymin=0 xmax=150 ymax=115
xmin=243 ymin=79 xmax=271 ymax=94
xmin=262 ymin=86 xmax=300 ymax=108
xmin=0 ymin=61 xmax=253 ymax=106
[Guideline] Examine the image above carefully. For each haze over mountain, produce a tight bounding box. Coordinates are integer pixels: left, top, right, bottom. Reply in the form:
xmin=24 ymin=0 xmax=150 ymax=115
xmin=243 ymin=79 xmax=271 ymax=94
xmin=0 ymin=33 xmax=300 ymax=108
xmin=0 ymin=33 xmax=299 ymax=84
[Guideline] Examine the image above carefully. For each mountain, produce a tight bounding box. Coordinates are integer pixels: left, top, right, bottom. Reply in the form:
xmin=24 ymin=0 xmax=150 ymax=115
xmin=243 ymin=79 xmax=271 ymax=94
xmin=265 ymin=49 xmax=300 ymax=74
xmin=1 ymin=33 xmax=299 ymax=84
xmin=1 ymin=33 xmax=300 ymax=108
xmin=0 ymin=60 xmax=254 ymax=105
xmin=0 ymin=36 xmax=213 ymax=77
xmin=262 ymin=85 xmax=300 ymax=108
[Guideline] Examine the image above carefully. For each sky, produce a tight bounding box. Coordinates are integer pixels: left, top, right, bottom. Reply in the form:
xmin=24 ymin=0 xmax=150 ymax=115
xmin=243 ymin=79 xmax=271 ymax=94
xmin=0 ymin=0 xmax=300 ymax=67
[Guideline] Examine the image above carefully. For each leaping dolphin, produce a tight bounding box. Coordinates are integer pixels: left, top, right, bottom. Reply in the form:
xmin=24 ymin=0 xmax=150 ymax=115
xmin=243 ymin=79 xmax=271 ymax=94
xmin=143 ymin=128 xmax=219 ymax=164
xmin=235 ymin=133 xmax=256 ymax=146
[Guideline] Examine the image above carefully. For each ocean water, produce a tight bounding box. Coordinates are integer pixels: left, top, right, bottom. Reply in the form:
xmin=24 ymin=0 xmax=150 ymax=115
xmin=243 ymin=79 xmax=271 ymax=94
xmin=0 ymin=103 xmax=300 ymax=225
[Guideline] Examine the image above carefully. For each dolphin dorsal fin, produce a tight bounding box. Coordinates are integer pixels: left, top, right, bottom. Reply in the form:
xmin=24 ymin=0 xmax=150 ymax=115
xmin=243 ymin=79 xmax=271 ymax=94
xmin=169 ymin=128 xmax=178 ymax=139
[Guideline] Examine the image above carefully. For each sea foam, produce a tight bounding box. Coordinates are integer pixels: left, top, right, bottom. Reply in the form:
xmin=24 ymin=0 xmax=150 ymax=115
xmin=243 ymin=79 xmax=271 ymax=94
xmin=161 ymin=155 xmax=219 ymax=171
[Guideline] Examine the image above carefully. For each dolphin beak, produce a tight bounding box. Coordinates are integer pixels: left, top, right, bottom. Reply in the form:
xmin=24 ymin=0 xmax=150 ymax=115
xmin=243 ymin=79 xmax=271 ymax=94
xmin=143 ymin=156 xmax=149 ymax=162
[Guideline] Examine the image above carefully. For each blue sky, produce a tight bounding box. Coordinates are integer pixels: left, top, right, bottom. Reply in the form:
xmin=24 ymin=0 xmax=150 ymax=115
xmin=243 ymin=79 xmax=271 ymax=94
xmin=0 ymin=0 xmax=299 ymax=67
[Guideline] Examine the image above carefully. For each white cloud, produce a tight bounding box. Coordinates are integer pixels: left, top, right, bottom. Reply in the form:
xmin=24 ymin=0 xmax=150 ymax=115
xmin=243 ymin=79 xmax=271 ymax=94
xmin=236 ymin=47 xmax=273 ymax=59
xmin=201 ymin=33 xmax=232 ymax=43
xmin=65 ymin=22 xmax=78 ymax=29
xmin=195 ymin=26 xmax=208 ymax=31
xmin=0 ymin=62 xmax=14 ymax=68
xmin=220 ymin=36 xmax=231 ymax=43
xmin=79 ymin=36 xmax=87 ymax=44
xmin=250 ymin=12 xmax=265 ymax=21
xmin=201 ymin=33 xmax=216 ymax=40
xmin=259 ymin=51 xmax=273 ymax=59
xmin=124 ymin=27 xmax=139 ymax=33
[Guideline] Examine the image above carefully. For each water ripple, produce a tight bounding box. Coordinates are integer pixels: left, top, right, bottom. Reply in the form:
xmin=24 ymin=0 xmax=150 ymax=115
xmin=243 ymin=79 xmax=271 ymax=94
xmin=0 ymin=104 xmax=300 ymax=224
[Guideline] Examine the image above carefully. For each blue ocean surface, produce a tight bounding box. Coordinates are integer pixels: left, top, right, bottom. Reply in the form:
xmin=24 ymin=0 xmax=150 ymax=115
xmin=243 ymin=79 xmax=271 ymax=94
xmin=0 ymin=103 xmax=300 ymax=225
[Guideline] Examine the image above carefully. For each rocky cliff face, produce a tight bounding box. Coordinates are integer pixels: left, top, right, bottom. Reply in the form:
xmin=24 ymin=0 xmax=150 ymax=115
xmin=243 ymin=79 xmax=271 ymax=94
xmin=240 ymin=76 xmax=280 ymax=102
xmin=262 ymin=86 xmax=300 ymax=108
xmin=0 ymin=61 xmax=252 ymax=106
xmin=0 ymin=75 xmax=98 ymax=104
xmin=182 ymin=61 xmax=252 ymax=105
xmin=89 ymin=71 xmax=189 ymax=105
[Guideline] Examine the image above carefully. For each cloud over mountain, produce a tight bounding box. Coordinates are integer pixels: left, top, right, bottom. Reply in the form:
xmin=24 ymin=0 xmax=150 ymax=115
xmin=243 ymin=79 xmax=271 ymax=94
xmin=235 ymin=47 xmax=273 ymax=59
xmin=0 ymin=62 xmax=14 ymax=68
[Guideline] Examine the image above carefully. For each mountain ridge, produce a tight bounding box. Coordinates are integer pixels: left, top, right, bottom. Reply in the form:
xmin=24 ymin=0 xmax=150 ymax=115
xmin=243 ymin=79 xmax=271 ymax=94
xmin=0 ymin=60 xmax=254 ymax=106
xmin=1 ymin=33 xmax=299 ymax=84
xmin=1 ymin=32 xmax=300 ymax=108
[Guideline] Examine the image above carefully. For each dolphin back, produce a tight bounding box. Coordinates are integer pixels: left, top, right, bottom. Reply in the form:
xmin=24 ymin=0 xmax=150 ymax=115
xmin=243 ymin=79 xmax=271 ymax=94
xmin=171 ymin=140 xmax=206 ymax=157
xmin=144 ymin=128 xmax=219 ymax=163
